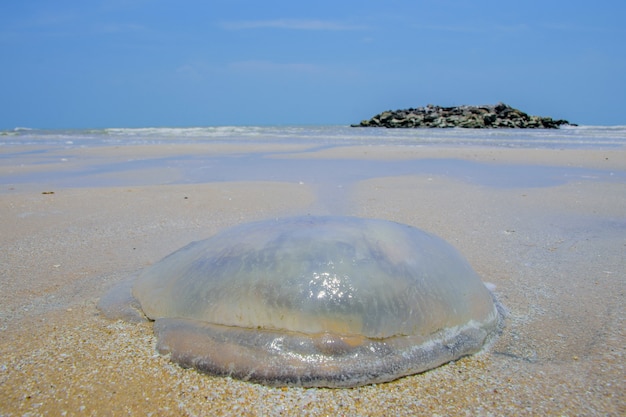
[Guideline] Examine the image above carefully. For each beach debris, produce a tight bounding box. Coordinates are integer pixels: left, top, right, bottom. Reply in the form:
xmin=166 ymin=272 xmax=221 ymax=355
xmin=41 ymin=191 xmax=55 ymax=194
xmin=353 ymin=102 xmax=574 ymax=128
xmin=99 ymin=216 xmax=500 ymax=387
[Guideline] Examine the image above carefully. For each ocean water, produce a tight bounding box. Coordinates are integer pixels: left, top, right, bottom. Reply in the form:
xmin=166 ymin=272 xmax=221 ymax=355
xmin=2 ymin=125 xmax=626 ymax=148
xmin=1 ymin=125 xmax=625 ymax=191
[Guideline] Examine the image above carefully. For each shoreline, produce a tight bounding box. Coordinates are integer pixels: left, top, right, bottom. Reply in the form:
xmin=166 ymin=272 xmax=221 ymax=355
xmin=1 ymin=141 xmax=624 ymax=415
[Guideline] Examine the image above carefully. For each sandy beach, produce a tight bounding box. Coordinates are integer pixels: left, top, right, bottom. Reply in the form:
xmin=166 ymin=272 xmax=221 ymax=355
xmin=1 ymin=140 xmax=624 ymax=416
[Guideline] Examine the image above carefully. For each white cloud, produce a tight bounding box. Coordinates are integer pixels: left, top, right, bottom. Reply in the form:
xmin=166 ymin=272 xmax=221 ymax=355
xmin=225 ymin=60 xmax=364 ymax=82
xmin=228 ymin=60 xmax=323 ymax=74
xmin=413 ymin=23 xmax=529 ymax=34
xmin=220 ymin=19 xmax=366 ymax=31
xmin=171 ymin=59 xmax=362 ymax=83
xmin=176 ymin=64 xmax=204 ymax=79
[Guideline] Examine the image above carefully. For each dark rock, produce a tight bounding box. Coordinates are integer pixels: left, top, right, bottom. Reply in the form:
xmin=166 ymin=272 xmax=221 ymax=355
xmin=353 ymin=102 xmax=574 ymax=129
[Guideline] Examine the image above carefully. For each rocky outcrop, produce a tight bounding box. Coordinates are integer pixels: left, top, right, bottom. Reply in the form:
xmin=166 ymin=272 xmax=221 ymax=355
xmin=353 ymin=102 xmax=574 ymax=129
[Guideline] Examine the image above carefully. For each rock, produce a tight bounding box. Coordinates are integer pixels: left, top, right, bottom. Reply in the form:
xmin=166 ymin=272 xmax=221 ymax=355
xmin=352 ymin=103 xmax=575 ymax=129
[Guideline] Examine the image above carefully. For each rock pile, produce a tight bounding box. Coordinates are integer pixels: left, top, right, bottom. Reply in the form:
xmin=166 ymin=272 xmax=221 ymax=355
xmin=353 ymin=102 xmax=573 ymax=129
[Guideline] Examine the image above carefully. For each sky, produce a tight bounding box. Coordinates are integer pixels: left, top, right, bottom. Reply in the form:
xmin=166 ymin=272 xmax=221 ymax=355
xmin=1 ymin=0 xmax=625 ymax=128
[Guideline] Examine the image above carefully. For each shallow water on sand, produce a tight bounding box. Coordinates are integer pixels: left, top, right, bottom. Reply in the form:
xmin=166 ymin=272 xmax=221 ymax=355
xmin=2 ymin=126 xmax=625 ymax=192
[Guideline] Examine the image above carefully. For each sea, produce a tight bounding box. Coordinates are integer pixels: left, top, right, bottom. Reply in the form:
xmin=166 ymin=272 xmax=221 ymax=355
xmin=2 ymin=125 xmax=626 ymax=148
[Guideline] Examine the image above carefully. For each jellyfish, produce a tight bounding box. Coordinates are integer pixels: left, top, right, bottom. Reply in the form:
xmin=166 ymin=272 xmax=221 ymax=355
xmin=99 ymin=216 xmax=500 ymax=387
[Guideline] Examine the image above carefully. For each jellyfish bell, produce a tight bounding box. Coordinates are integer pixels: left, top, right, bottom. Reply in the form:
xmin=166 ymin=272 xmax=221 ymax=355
xmin=99 ymin=216 xmax=501 ymax=388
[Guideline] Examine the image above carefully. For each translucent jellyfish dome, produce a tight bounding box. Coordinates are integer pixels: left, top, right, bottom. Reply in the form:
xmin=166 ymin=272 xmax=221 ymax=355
xmin=116 ymin=216 xmax=501 ymax=387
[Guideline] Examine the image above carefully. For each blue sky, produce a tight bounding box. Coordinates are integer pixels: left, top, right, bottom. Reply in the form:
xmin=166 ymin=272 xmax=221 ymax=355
xmin=1 ymin=0 xmax=625 ymax=128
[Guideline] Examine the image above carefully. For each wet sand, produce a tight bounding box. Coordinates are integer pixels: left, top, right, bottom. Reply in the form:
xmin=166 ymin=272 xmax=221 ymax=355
xmin=1 ymin=142 xmax=624 ymax=416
